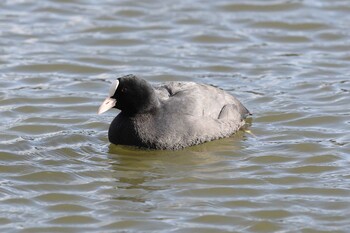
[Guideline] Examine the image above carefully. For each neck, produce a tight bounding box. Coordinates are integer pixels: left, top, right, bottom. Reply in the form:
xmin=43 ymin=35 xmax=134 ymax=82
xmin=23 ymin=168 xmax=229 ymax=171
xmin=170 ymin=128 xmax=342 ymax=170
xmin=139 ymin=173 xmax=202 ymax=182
xmin=143 ymin=92 xmax=160 ymax=112
xmin=124 ymin=92 xmax=160 ymax=117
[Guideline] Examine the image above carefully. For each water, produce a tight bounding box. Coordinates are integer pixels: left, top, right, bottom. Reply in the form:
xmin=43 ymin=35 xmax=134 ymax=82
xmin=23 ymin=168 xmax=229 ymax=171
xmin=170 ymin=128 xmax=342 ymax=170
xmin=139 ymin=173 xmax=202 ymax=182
xmin=1 ymin=0 xmax=350 ymax=232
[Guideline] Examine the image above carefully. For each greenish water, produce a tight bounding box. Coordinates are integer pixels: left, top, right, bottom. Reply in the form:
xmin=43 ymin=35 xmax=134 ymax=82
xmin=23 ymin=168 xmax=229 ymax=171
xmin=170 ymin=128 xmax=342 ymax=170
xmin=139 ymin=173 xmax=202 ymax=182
xmin=1 ymin=0 xmax=350 ymax=232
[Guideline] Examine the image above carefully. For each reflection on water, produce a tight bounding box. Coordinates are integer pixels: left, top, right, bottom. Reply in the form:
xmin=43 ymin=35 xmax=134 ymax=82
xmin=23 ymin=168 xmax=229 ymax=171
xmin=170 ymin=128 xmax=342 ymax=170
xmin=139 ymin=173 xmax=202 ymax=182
xmin=1 ymin=0 xmax=350 ymax=232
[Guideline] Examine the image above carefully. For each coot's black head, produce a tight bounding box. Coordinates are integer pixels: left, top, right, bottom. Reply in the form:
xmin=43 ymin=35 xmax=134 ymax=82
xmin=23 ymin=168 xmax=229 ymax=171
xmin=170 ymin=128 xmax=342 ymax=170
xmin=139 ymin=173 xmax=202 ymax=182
xmin=98 ymin=74 xmax=158 ymax=116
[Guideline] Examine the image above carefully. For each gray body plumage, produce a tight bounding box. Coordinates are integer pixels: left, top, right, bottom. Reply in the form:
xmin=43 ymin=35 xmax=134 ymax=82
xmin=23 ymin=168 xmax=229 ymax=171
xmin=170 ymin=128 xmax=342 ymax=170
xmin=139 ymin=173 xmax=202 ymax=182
xmin=108 ymin=81 xmax=250 ymax=150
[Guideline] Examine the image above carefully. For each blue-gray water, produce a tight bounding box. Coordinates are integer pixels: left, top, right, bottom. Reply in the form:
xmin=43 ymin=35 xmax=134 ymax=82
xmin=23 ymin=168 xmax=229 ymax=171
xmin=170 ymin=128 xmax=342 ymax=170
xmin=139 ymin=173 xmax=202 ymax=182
xmin=0 ymin=0 xmax=350 ymax=232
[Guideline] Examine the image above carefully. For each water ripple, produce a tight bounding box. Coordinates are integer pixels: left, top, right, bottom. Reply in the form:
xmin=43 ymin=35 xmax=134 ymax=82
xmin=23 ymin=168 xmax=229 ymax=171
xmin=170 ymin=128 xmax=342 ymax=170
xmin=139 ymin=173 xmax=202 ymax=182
xmin=1 ymin=0 xmax=350 ymax=232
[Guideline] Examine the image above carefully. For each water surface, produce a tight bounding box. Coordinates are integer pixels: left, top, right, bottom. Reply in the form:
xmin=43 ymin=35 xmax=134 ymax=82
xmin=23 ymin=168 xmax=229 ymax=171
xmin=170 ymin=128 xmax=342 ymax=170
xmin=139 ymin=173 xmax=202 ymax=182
xmin=1 ymin=0 xmax=350 ymax=232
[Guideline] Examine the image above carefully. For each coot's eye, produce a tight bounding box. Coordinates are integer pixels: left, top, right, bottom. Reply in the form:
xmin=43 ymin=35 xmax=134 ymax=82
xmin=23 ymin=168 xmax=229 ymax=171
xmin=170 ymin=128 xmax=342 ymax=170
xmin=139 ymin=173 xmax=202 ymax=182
xmin=121 ymin=87 xmax=128 ymax=93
